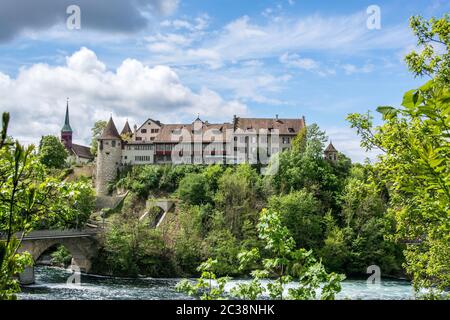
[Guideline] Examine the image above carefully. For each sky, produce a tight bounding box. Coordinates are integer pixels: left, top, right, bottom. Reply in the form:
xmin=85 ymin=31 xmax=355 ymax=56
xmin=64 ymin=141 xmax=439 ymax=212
xmin=0 ymin=0 xmax=448 ymax=162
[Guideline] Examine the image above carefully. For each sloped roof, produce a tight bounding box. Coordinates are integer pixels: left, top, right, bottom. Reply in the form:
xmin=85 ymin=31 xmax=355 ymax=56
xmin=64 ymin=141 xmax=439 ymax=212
xmin=100 ymin=117 xmax=121 ymax=139
xmin=121 ymin=120 xmax=132 ymax=135
xmin=152 ymin=122 xmax=233 ymax=143
xmin=71 ymin=144 xmax=94 ymax=159
xmin=235 ymin=117 xmax=305 ymax=135
xmin=325 ymin=142 xmax=338 ymax=152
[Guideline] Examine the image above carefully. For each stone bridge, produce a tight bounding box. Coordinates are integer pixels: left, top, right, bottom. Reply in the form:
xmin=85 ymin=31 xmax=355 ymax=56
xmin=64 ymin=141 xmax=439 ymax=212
xmin=140 ymin=198 xmax=178 ymax=228
xmin=17 ymin=229 xmax=100 ymax=284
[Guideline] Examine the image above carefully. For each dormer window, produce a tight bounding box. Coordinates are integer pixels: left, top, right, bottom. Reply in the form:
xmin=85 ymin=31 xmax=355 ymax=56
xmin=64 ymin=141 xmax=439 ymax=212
xmin=288 ymin=128 xmax=295 ymax=133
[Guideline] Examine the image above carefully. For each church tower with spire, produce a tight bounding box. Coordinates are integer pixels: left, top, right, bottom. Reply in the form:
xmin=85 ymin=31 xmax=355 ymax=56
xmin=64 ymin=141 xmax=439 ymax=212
xmin=96 ymin=116 xmax=123 ymax=195
xmin=61 ymin=99 xmax=73 ymax=150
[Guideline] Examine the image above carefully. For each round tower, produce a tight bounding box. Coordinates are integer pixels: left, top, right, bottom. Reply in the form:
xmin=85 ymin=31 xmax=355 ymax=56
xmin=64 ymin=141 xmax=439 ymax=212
xmin=96 ymin=116 xmax=122 ymax=195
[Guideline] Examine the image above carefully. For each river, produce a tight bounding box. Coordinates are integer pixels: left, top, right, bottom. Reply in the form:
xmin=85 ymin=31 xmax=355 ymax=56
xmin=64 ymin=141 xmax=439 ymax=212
xmin=19 ymin=266 xmax=415 ymax=300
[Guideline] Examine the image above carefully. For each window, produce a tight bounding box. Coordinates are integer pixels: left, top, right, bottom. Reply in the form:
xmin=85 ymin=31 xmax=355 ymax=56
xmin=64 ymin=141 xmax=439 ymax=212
xmin=288 ymin=128 xmax=295 ymax=133
xmin=141 ymin=129 xmax=147 ymax=133
xmin=136 ymin=137 xmax=142 ymax=141
xmin=151 ymin=128 xmax=159 ymax=133
xmin=133 ymin=145 xmax=152 ymax=150
xmin=282 ymin=137 xmax=290 ymax=144
xmin=112 ymin=141 xmax=116 ymax=147
xmin=135 ymin=155 xmax=152 ymax=162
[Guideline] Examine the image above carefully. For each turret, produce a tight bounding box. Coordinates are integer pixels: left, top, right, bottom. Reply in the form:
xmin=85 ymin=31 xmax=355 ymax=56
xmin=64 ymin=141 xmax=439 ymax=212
xmin=61 ymin=99 xmax=73 ymax=150
xmin=324 ymin=141 xmax=338 ymax=162
xmin=96 ymin=116 xmax=122 ymax=195
xmin=121 ymin=119 xmax=132 ymax=136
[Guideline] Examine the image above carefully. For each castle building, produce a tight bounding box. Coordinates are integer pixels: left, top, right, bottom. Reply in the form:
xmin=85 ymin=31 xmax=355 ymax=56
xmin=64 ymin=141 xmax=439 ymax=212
xmin=61 ymin=100 xmax=94 ymax=164
xmin=95 ymin=114 xmax=308 ymax=195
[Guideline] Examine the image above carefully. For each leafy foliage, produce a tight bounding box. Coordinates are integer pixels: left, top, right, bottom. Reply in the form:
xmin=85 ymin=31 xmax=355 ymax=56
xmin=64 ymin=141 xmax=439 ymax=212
xmin=38 ymin=135 xmax=68 ymax=169
xmin=347 ymin=14 xmax=450 ymax=298
xmin=0 ymin=112 xmax=96 ymax=299
xmin=90 ymin=120 xmax=107 ymax=157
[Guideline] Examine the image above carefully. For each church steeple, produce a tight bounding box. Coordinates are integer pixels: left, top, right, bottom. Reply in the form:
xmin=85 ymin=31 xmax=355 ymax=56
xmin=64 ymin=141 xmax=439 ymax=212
xmin=61 ymin=98 xmax=73 ymax=150
xmin=61 ymin=98 xmax=73 ymax=133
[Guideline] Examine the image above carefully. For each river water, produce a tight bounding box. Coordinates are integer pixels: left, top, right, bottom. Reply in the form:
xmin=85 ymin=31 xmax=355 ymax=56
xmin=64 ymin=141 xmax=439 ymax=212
xmin=19 ymin=266 xmax=415 ymax=300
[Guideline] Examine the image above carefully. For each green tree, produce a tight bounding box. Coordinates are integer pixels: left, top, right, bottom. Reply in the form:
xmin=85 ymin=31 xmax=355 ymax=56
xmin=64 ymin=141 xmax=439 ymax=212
xmin=214 ymin=165 xmax=261 ymax=237
xmin=98 ymin=212 xmax=173 ymax=277
xmin=90 ymin=120 xmax=107 ymax=157
xmin=176 ymin=258 xmax=231 ymax=300
xmin=405 ymin=14 xmax=449 ymax=84
xmin=38 ymin=135 xmax=68 ymax=169
xmin=204 ymin=212 xmax=240 ymax=275
xmin=0 ymin=113 xmax=97 ymax=299
xmin=268 ymin=190 xmax=323 ymax=250
xmin=347 ymin=14 xmax=449 ymax=297
xmin=177 ymin=173 xmax=211 ymax=205
xmin=323 ymin=168 xmax=404 ymax=275
xmin=177 ymin=207 xmax=345 ymax=300
xmin=173 ymin=205 xmax=205 ymax=275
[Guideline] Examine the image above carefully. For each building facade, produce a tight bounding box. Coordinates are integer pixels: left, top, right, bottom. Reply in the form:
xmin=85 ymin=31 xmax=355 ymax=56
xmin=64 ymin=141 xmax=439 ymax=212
xmin=95 ymin=114 xmax=307 ymax=195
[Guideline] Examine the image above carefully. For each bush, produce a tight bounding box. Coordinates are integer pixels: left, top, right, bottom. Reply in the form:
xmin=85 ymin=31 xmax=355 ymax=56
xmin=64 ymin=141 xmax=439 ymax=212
xmin=50 ymin=245 xmax=72 ymax=268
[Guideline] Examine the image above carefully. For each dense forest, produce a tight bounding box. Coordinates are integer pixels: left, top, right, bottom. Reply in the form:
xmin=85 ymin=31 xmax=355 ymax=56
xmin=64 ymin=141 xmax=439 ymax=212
xmin=0 ymin=14 xmax=448 ymax=300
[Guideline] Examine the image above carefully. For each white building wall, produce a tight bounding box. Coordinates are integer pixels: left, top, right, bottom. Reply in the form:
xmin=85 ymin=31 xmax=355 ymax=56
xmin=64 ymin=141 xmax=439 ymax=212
xmin=134 ymin=120 xmax=161 ymax=142
xmin=122 ymin=144 xmax=155 ymax=165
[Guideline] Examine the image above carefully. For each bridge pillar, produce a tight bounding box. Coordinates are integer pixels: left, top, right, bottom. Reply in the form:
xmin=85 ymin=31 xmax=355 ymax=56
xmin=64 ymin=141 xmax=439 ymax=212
xmin=71 ymin=254 xmax=92 ymax=272
xmin=19 ymin=266 xmax=35 ymax=285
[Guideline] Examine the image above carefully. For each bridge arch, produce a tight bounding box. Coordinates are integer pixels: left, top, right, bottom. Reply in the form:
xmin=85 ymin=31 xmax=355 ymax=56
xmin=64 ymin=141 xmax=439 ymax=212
xmin=140 ymin=198 xmax=177 ymax=228
xmin=17 ymin=229 xmax=99 ymax=284
xmin=20 ymin=237 xmax=97 ymax=272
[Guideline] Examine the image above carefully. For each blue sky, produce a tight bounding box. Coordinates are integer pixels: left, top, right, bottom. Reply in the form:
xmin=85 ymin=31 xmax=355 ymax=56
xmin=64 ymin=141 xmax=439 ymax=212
xmin=0 ymin=0 xmax=448 ymax=162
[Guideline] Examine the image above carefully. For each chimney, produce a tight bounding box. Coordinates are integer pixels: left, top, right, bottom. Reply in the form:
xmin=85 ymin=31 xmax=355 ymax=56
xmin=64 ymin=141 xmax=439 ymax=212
xmin=233 ymin=114 xmax=237 ymax=130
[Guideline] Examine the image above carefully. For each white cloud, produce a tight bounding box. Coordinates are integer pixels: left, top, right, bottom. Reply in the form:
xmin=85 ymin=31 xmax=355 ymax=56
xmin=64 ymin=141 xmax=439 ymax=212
xmin=279 ymin=52 xmax=319 ymax=70
xmin=0 ymin=47 xmax=247 ymax=146
xmin=144 ymin=12 xmax=413 ymax=71
xmin=341 ymin=63 xmax=374 ymax=75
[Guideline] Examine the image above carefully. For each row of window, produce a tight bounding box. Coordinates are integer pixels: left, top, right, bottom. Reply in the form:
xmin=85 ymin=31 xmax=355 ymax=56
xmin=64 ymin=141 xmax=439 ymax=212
xmin=233 ymin=136 xmax=290 ymax=144
xmin=140 ymin=128 xmax=160 ymax=134
xmin=126 ymin=145 xmax=153 ymax=150
xmin=135 ymin=156 xmax=152 ymax=162
xmin=103 ymin=141 xmax=120 ymax=147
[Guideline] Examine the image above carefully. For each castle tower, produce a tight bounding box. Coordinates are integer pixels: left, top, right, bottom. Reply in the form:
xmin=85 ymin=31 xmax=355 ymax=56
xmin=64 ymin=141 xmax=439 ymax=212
xmin=61 ymin=99 xmax=73 ymax=150
xmin=324 ymin=141 xmax=338 ymax=162
xmin=121 ymin=119 xmax=132 ymax=135
xmin=96 ymin=116 xmax=122 ymax=195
